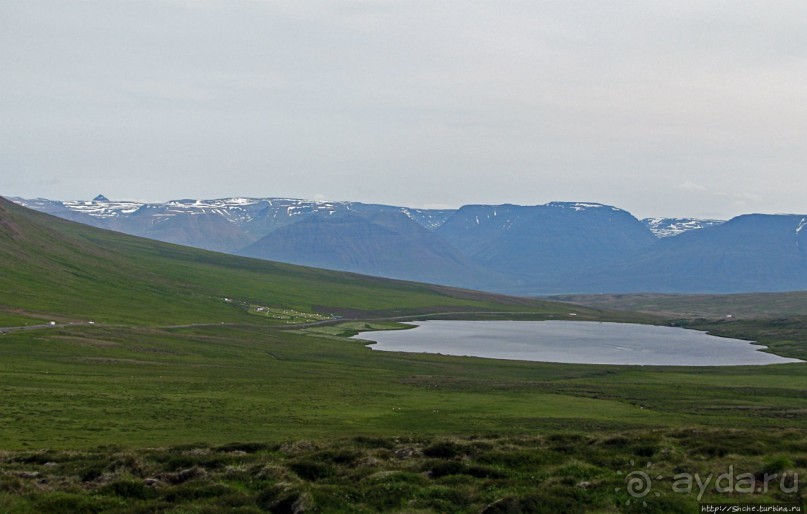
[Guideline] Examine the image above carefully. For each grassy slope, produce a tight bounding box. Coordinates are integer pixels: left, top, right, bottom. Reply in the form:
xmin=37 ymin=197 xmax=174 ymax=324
xmin=1 ymin=321 xmax=806 ymax=450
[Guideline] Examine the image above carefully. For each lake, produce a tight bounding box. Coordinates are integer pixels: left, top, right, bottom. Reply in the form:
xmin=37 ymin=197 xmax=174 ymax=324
xmin=352 ymin=320 xmax=802 ymax=366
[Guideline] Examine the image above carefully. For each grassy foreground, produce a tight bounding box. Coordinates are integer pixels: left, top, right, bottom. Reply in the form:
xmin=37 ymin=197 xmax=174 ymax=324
xmin=2 ymin=429 xmax=805 ymax=513
xmin=3 ymin=322 xmax=806 ymax=449
xmin=1 ymin=321 xmax=806 ymax=512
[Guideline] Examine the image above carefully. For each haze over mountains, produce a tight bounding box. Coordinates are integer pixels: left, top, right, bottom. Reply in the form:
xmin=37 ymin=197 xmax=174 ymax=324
xmin=12 ymin=195 xmax=807 ymax=295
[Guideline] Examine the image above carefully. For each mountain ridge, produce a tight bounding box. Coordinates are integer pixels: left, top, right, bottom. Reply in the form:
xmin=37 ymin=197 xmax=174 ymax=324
xmin=238 ymin=210 xmax=508 ymax=289
xmin=10 ymin=195 xmax=807 ymax=295
xmin=552 ymin=213 xmax=807 ymax=294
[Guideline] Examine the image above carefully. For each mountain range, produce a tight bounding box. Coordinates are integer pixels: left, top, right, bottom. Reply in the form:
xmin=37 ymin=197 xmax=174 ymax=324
xmin=11 ymin=195 xmax=806 ymax=294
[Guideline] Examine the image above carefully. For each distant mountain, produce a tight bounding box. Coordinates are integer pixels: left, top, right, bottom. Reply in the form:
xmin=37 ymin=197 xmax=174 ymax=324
xmin=560 ymin=214 xmax=807 ymax=293
xmin=436 ymin=202 xmax=657 ymax=289
xmin=10 ymin=196 xmax=455 ymax=253
xmin=642 ymin=217 xmax=725 ymax=238
xmin=238 ymin=210 xmax=503 ymax=288
xmin=126 ymin=204 xmax=255 ymax=253
xmin=350 ymin=204 xmax=456 ymax=232
xmin=12 ymin=195 xmax=807 ymax=295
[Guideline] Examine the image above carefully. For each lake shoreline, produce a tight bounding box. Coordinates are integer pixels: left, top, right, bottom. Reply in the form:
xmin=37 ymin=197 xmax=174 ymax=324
xmin=353 ymin=320 xmax=803 ymax=366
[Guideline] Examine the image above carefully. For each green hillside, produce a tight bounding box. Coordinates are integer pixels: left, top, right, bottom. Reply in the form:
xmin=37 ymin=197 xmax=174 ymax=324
xmin=0 ymin=196 xmax=590 ymax=326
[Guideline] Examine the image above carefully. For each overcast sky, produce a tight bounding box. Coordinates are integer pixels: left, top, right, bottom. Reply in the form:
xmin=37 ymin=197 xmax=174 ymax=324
xmin=2 ymin=1 xmax=806 ymax=219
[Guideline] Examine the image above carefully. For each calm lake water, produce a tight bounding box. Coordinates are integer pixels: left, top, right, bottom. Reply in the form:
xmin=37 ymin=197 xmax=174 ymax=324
xmin=353 ymin=320 xmax=802 ymax=366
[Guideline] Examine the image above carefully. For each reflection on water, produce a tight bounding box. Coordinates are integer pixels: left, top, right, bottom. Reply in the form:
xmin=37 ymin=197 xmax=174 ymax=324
xmin=353 ymin=320 xmax=801 ymax=366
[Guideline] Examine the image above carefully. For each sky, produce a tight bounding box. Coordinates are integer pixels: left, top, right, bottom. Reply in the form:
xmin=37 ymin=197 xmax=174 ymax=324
xmin=2 ymin=1 xmax=806 ymax=219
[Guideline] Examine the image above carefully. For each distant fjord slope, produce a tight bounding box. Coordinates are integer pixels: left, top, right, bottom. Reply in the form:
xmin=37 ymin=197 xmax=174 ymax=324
xmin=11 ymin=195 xmax=807 ymax=295
xmin=436 ymin=202 xmax=657 ymax=287
xmin=0 ymin=196 xmax=571 ymax=325
xmin=554 ymin=214 xmax=807 ymax=294
xmin=238 ymin=210 xmax=510 ymax=290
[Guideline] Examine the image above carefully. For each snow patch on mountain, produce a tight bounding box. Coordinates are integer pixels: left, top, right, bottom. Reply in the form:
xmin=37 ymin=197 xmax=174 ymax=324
xmin=10 ymin=196 xmax=458 ymax=234
xmin=546 ymin=201 xmax=625 ymax=213
xmin=62 ymin=199 xmax=145 ymax=218
xmin=642 ymin=218 xmax=725 ymax=238
xmin=383 ymin=208 xmax=454 ymax=231
xmin=547 ymin=201 xmax=603 ymax=210
xmin=797 ymin=218 xmax=807 ymax=234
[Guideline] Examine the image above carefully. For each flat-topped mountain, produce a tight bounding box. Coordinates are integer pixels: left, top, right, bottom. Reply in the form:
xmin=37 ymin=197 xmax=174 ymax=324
xmin=559 ymin=214 xmax=807 ymax=294
xmin=11 ymin=196 xmax=457 ymax=252
xmin=11 ymin=195 xmax=807 ymax=294
xmin=239 ymin=210 xmax=506 ymax=289
xmin=436 ymin=202 xmax=657 ymax=287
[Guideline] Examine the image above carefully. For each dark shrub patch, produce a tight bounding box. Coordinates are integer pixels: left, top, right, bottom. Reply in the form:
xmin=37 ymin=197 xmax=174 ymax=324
xmin=256 ymin=486 xmax=284 ymax=508
xmin=600 ymin=436 xmax=631 ymax=449
xmin=35 ymin=493 xmax=119 ymax=514
xmin=270 ymin=492 xmax=305 ymax=514
xmin=100 ymin=479 xmax=157 ymax=500
xmin=634 ymin=445 xmax=657 ymax=458
xmin=257 ymin=486 xmax=310 ymax=514
xmin=16 ymin=452 xmax=58 ymax=465
xmin=426 ymin=460 xmax=467 ymax=478
xmin=692 ymin=445 xmax=729 ymax=458
xmin=548 ymin=433 xmax=586 ymax=445
xmin=106 ymin=454 xmax=146 ymax=477
xmin=80 ymin=465 xmax=105 ymax=482
xmin=367 ymin=471 xmax=426 ymax=485
xmin=482 ymin=490 xmax=586 ymax=514
xmin=215 ymin=442 xmax=269 ymax=454
xmin=465 ymin=465 xmax=508 ymax=479
xmin=160 ymin=455 xmax=234 ymax=472
xmin=549 ymin=434 xmax=588 ymax=455
xmin=163 ymin=483 xmax=235 ymax=503
xmin=353 ymin=436 xmax=394 ymax=449
xmin=476 ymin=450 xmax=558 ymax=468
xmin=289 ymin=460 xmax=334 ymax=481
xmin=423 ymin=441 xmax=465 ymax=459
xmin=314 ymin=449 xmax=361 ymax=466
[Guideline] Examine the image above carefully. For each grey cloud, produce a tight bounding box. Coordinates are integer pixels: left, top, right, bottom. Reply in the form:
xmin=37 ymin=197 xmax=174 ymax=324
xmin=2 ymin=0 xmax=806 ymax=218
